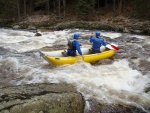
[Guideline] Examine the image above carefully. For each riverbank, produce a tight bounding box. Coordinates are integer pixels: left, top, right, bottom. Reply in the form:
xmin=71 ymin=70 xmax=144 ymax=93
xmin=1 ymin=15 xmax=150 ymax=35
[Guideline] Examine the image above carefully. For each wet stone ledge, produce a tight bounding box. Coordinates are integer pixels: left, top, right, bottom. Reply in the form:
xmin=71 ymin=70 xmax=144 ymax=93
xmin=0 ymin=83 xmax=85 ymax=113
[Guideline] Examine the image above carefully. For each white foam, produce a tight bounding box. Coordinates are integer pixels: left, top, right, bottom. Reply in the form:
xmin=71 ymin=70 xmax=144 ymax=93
xmin=20 ymin=60 xmax=149 ymax=103
xmin=0 ymin=29 xmax=70 ymax=52
xmin=101 ymin=31 xmax=122 ymax=39
xmin=129 ymin=34 xmax=149 ymax=39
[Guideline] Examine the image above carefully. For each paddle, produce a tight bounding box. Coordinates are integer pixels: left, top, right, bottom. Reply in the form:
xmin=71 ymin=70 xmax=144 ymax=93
xmin=105 ymin=43 xmax=119 ymax=51
xmin=109 ymin=43 xmax=119 ymax=50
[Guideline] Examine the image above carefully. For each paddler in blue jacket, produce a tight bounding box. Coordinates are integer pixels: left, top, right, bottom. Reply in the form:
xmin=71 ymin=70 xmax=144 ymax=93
xmin=89 ymin=31 xmax=107 ymax=54
xmin=67 ymin=33 xmax=84 ymax=59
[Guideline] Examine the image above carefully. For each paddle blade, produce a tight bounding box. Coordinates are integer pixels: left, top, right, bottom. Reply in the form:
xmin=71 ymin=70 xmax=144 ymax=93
xmin=110 ymin=44 xmax=119 ymax=50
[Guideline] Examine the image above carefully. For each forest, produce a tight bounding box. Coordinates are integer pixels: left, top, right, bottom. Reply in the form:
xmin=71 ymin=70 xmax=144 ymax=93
xmin=0 ymin=0 xmax=149 ymax=22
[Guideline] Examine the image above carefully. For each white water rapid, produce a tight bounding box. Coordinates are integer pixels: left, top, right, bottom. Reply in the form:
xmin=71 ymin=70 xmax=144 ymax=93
xmin=0 ymin=28 xmax=150 ymax=112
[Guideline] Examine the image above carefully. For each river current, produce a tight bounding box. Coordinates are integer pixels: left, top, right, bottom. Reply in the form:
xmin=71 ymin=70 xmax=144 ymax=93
xmin=0 ymin=28 xmax=150 ymax=112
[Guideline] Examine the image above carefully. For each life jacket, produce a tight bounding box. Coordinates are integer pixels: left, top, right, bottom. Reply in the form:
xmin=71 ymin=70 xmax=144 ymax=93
xmin=67 ymin=39 xmax=75 ymax=50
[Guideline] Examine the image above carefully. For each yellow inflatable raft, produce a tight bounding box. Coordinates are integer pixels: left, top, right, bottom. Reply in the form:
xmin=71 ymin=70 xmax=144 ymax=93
xmin=40 ymin=45 xmax=117 ymax=65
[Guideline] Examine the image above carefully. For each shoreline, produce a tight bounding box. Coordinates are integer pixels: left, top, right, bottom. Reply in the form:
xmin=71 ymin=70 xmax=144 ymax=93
xmin=0 ymin=15 xmax=150 ymax=35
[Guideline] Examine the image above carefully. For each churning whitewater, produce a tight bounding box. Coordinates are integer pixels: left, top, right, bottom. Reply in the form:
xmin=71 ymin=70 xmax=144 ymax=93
xmin=0 ymin=28 xmax=150 ymax=112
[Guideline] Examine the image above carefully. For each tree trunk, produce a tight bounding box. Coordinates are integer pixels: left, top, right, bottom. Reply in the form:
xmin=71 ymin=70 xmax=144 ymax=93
xmin=47 ymin=0 xmax=50 ymax=19
xmin=105 ymin=0 xmax=108 ymax=8
xmin=58 ymin=0 xmax=61 ymax=17
xmin=29 ymin=0 xmax=35 ymax=15
xmin=24 ymin=0 xmax=26 ymax=18
xmin=63 ymin=0 xmax=66 ymax=17
xmin=113 ymin=0 xmax=116 ymax=11
xmin=98 ymin=0 xmax=100 ymax=10
xmin=17 ymin=0 xmax=20 ymax=21
xmin=53 ymin=0 xmax=56 ymax=13
xmin=119 ymin=0 xmax=123 ymax=14
xmin=92 ymin=0 xmax=95 ymax=15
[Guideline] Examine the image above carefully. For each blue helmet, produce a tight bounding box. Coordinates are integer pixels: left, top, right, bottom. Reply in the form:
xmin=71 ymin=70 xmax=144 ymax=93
xmin=95 ymin=31 xmax=101 ymax=37
xmin=74 ymin=33 xmax=80 ymax=39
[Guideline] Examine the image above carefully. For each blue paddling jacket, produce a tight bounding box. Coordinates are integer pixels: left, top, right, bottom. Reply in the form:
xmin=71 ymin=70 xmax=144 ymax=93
xmin=67 ymin=38 xmax=82 ymax=56
xmin=90 ymin=36 xmax=107 ymax=51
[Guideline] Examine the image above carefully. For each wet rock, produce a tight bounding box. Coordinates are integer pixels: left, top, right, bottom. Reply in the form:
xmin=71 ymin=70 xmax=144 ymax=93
xmin=27 ymin=25 xmax=36 ymax=30
xmin=0 ymin=83 xmax=85 ymax=113
xmin=143 ymin=44 xmax=150 ymax=51
xmin=84 ymin=99 xmax=148 ymax=113
xmin=126 ymin=37 xmax=144 ymax=43
xmin=123 ymin=28 xmax=130 ymax=33
xmin=144 ymin=87 xmax=150 ymax=93
xmin=34 ymin=32 xmax=42 ymax=36
xmin=13 ymin=25 xmax=20 ymax=29
xmin=138 ymin=60 xmax=150 ymax=75
xmin=0 ymin=47 xmax=11 ymax=55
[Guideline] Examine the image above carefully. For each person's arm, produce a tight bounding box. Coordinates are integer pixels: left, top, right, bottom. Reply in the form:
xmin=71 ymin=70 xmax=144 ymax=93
xmin=89 ymin=36 xmax=94 ymax=43
xmin=75 ymin=41 xmax=84 ymax=59
xmin=103 ymin=41 xmax=107 ymax=46
xmin=100 ymin=37 xmax=107 ymax=46
xmin=76 ymin=42 xmax=82 ymax=55
xmin=102 ymin=40 xmax=107 ymax=46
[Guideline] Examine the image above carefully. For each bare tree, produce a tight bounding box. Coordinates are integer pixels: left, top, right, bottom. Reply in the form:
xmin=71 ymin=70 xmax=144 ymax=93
xmin=24 ymin=0 xmax=26 ymax=18
xmin=58 ymin=0 xmax=61 ymax=17
xmin=113 ymin=0 xmax=116 ymax=11
xmin=28 ymin=0 xmax=35 ymax=15
xmin=119 ymin=0 xmax=123 ymax=13
xmin=17 ymin=0 xmax=20 ymax=21
xmin=47 ymin=0 xmax=50 ymax=19
xmin=63 ymin=0 xmax=66 ymax=17
xmin=97 ymin=0 xmax=100 ymax=10
xmin=105 ymin=0 xmax=108 ymax=8
xmin=53 ymin=0 xmax=56 ymax=13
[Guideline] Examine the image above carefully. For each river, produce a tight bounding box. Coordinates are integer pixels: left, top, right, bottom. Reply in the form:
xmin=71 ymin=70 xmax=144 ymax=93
xmin=0 ymin=28 xmax=150 ymax=113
